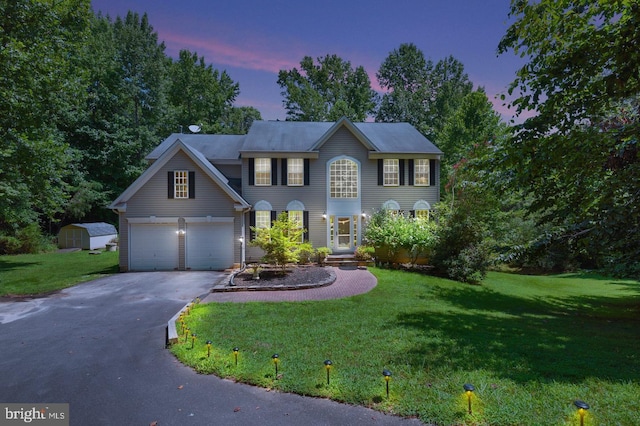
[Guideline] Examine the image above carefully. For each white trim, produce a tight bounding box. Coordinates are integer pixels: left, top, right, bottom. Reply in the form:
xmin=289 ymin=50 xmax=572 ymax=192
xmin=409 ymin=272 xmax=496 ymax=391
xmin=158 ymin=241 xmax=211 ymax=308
xmin=253 ymin=200 xmax=273 ymax=211
xmin=382 ymin=199 xmax=400 ymax=210
xmin=286 ymin=200 xmax=306 ymax=211
xmin=127 ymin=217 xmax=180 ymax=224
xmin=184 ymin=216 xmax=234 ymax=223
xmin=413 ymin=200 xmax=431 ymax=210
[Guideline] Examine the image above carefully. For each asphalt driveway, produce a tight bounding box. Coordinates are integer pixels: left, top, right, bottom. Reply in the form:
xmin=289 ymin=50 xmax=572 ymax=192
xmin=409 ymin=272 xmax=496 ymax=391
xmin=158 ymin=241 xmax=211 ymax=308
xmin=0 ymin=272 xmax=421 ymax=426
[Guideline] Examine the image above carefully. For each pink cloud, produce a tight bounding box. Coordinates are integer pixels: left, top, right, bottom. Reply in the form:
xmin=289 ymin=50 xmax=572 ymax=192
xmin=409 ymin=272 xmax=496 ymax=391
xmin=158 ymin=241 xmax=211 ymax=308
xmin=160 ymin=31 xmax=300 ymax=74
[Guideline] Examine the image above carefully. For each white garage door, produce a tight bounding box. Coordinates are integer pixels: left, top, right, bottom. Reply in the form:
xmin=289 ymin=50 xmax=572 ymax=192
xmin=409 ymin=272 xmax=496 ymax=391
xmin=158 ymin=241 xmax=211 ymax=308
xmin=186 ymin=222 xmax=233 ymax=270
xmin=130 ymin=224 xmax=179 ymax=271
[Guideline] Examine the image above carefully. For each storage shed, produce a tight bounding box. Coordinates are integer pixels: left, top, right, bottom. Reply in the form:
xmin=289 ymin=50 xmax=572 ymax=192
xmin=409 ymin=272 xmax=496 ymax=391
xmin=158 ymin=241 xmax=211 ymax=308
xmin=58 ymin=223 xmax=118 ymax=250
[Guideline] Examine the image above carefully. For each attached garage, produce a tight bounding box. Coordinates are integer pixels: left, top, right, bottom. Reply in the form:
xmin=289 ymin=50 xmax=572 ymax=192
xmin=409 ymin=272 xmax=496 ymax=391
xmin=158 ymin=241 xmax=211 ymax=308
xmin=129 ymin=224 xmax=179 ymax=271
xmin=186 ymin=220 xmax=234 ymax=270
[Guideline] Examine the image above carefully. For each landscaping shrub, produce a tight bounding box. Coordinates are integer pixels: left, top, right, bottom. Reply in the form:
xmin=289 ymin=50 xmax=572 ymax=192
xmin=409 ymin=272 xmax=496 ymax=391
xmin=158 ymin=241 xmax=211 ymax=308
xmin=0 ymin=224 xmax=50 ymax=254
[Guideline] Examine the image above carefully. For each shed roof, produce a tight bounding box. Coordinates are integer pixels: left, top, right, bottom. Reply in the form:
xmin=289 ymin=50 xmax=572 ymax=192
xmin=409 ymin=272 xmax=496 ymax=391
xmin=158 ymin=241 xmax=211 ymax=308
xmin=64 ymin=222 xmax=117 ymax=237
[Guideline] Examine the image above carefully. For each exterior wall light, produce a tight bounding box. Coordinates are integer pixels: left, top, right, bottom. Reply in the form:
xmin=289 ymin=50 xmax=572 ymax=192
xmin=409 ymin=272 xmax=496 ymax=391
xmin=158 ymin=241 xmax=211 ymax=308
xmin=322 ymin=212 xmax=327 ymax=220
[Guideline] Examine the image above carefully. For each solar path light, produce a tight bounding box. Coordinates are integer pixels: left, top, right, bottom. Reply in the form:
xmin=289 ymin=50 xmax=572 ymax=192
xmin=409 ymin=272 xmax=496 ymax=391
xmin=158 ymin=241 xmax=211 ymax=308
xmin=463 ymin=383 xmax=475 ymax=414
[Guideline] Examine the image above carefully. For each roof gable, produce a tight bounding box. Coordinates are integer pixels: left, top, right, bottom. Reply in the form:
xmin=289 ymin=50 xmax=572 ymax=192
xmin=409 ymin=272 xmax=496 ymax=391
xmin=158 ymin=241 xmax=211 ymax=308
xmin=109 ymin=139 xmax=249 ymax=211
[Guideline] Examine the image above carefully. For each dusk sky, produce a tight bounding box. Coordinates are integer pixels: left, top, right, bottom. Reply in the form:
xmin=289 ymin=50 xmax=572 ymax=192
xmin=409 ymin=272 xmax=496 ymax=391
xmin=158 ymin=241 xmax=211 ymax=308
xmin=90 ymin=0 xmax=527 ymax=122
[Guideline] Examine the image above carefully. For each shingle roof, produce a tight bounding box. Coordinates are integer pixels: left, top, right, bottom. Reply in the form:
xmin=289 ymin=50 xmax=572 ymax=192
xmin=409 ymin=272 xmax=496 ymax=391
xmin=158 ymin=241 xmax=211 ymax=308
xmin=68 ymin=222 xmax=117 ymax=237
xmin=146 ymin=118 xmax=442 ymax=161
xmin=146 ymin=133 xmax=245 ymax=161
xmin=241 ymin=119 xmax=442 ymax=154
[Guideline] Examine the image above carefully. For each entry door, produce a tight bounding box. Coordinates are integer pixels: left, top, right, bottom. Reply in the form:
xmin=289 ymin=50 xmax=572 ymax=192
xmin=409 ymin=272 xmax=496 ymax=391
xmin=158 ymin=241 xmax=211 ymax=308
xmin=335 ymin=216 xmax=352 ymax=251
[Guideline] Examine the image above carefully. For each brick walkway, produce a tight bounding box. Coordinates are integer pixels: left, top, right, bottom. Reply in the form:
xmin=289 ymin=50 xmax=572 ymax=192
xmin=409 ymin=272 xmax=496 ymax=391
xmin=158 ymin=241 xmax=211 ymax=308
xmin=201 ymin=266 xmax=377 ymax=303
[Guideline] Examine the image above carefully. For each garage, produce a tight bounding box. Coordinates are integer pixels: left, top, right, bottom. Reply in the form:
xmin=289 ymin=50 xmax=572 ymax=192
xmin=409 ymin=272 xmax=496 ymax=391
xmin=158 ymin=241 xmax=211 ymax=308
xmin=129 ymin=224 xmax=179 ymax=271
xmin=186 ymin=221 xmax=234 ymax=270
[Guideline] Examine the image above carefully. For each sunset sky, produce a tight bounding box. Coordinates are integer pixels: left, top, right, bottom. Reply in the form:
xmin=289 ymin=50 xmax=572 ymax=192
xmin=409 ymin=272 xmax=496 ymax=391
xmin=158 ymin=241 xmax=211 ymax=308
xmin=90 ymin=0 xmax=526 ymax=122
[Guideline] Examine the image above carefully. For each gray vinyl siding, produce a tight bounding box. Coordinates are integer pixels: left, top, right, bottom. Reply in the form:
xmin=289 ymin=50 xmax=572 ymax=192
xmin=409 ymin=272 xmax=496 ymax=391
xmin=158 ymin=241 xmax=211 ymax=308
xmin=122 ymin=151 xmax=242 ymax=269
xmin=243 ymin=126 xmax=440 ymax=258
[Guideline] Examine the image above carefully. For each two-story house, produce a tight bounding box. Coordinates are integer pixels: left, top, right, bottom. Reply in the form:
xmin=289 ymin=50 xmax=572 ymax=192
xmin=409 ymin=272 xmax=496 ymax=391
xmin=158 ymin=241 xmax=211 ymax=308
xmin=108 ymin=117 xmax=442 ymax=271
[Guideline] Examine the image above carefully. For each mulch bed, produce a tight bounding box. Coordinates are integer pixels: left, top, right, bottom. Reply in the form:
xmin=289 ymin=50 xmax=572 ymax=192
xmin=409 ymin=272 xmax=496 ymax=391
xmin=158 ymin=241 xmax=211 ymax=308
xmin=231 ymin=265 xmax=333 ymax=288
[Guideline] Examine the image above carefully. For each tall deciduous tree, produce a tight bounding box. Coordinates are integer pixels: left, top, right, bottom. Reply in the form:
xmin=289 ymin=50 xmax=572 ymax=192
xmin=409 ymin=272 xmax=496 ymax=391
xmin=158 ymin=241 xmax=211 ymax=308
xmin=278 ymin=54 xmax=377 ymax=121
xmin=376 ymin=43 xmax=472 ymax=142
xmin=168 ymin=49 xmax=239 ymax=132
xmin=0 ymin=0 xmax=91 ymax=243
xmin=498 ymin=0 xmax=640 ymax=276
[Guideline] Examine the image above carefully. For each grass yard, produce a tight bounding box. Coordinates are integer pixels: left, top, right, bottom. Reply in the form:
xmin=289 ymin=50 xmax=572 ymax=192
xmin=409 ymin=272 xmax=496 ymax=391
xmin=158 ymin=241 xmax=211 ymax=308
xmin=172 ymin=269 xmax=640 ymax=425
xmin=0 ymin=250 xmax=119 ymax=296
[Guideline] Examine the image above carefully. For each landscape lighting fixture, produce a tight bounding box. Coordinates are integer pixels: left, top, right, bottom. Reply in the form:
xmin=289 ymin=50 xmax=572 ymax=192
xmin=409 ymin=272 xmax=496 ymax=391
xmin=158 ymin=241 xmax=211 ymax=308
xmin=324 ymin=360 xmax=333 ymax=385
xmin=574 ymin=400 xmax=589 ymax=426
xmin=272 ymin=354 xmax=280 ymax=377
xmin=233 ymin=347 xmax=239 ymax=366
xmin=382 ymin=369 xmax=392 ymax=398
xmin=206 ymin=340 xmax=212 ymax=358
xmin=463 ymin=383 xmax=475 ymax=414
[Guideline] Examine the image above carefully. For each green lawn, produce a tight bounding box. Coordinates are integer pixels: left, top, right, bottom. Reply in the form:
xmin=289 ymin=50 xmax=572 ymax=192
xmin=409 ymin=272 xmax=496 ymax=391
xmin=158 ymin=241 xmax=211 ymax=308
xmin=172 ymin=269 xmax=640 ymax=425
xmin=0 ymin=250 xmax=119 ymax=296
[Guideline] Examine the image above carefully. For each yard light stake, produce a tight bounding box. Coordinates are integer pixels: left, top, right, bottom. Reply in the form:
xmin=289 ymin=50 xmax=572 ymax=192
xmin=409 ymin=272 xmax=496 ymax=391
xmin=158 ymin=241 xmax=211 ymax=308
xmin=382 ymin=370 xmax=392 ymax=398
xmin=272 ymin=354 xmax=280 ymax=377
xmin=206 ymin=340 xmax=212 ymax=358
xmin=574 ymin=400 xmax=589 ymax=426
xmin=233 ymin=347 xmax=239 ymax=366
xmin=324 ymin=360 xmax=332 ymax=385
xmin=184 ymin=327 xmax=190 ymax=343
xmin=191 ymin=333 xmax=197 ymax=349
xmin=463 ymin=384 xmax=475 ymax=414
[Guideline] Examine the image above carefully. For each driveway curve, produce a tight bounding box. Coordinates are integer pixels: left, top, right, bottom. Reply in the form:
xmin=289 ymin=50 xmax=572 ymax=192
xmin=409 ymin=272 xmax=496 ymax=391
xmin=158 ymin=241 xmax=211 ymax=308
xmin=0 ymin=270 xmax=421 ymax=426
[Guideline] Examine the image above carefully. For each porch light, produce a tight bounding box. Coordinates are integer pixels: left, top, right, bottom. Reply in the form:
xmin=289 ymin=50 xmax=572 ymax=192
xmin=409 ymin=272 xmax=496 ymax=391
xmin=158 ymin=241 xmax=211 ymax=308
xmin=233 ymin=347 xmax=239 ymax=366
xmin=206 ymin=340 xmax=212 ymax=358
xmin=272 ymin=354 xmax=280 ymax=377
xmin=238 ymin=237 xmax=244 ymax=243
xmin=324 ymin=360 xmax=332 ymax=385
xmin=322 ymin=212 xmax=327 ymax=220
xmin=463 ymin=383 xmax=475 ymax=414
xmin=382 ymin=369 xmax=392 ymax=398
xmin=361 ymin=211 xmax=367 ymax=218
xmin=574 ymin=400 xmax=589 ymax=426
xmin=176 ymin=229 xmax=186 ymax=235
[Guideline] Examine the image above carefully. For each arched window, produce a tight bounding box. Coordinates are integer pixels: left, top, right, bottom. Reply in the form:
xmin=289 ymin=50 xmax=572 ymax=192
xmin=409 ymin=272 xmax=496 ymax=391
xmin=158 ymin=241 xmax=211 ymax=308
xmin=330 ymin=159 xmax=358 ymax=198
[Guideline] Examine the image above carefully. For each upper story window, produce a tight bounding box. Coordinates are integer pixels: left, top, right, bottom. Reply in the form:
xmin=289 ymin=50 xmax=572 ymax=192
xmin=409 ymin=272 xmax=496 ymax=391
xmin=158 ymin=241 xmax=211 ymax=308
xmin=287 ymin=158 xmax=304 ymax=186
xmin=414 ymin=159 xmax=430 ymax=186
xmin=174 ymin=171 xmax=189 ymax=198
xmin=383 ymin=159 xmax=399 ymax=186
xmin=255 ymin=158 xmax=271 ymax=186
xmin=330 ymin=159 xmax=358 ymax=198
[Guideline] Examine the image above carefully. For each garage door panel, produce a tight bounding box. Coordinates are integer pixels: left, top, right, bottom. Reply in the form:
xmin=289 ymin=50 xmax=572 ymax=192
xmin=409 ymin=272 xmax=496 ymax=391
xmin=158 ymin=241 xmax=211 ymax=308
xmin=186 ymin=223 xmax=233 ymax=270
xmin=130 ymin=224 xmax=178 ymax=271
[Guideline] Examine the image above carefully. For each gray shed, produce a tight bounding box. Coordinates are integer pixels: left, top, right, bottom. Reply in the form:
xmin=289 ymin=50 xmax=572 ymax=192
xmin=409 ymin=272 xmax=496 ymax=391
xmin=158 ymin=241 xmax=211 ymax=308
xmin=58 ymin=223 xmax=118 ymax=250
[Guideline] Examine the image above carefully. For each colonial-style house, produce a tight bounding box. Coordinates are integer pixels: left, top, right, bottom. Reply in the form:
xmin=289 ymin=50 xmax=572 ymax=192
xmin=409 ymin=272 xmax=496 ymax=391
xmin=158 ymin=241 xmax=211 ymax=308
xmin=108 ymin=117 xmax=442 ymax=271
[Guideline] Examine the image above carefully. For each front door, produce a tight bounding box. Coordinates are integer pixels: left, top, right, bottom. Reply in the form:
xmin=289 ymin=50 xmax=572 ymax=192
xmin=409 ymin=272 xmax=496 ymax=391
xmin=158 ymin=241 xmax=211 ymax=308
xmin=334 ymin=216 xmax=352 ymax=252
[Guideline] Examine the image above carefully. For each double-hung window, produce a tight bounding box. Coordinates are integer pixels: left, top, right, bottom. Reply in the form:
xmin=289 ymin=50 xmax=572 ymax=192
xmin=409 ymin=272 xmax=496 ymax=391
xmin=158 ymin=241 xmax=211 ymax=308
xmin=287 ymin=158 xmax=304 ymax=186
xmin=414 ymin=159 xmax=430 ymax=186
xmin=383 ymin=159 xmax=399 ymax=186
xmin=255 ymin=158 xmax=271 ymax=186
xmin=174 ymin=171 xmax=189 ymax=198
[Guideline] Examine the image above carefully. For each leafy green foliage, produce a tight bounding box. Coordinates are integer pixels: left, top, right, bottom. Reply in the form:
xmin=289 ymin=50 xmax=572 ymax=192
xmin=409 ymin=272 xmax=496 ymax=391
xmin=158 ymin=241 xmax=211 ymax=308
xmin=250 ymin=212 xmax=306 ymax=270
xmin=363 ymin=209 xmax=437 ymax=265
xmin=278 ymin=54 xmax=377 ymax=121
xmin=0 ymin=0 xmax=92 ymax=234
xmin=376 ymin=43 xmax=473 ymax=142
xmin=498 ymin=1 xmax=640 ymax=277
